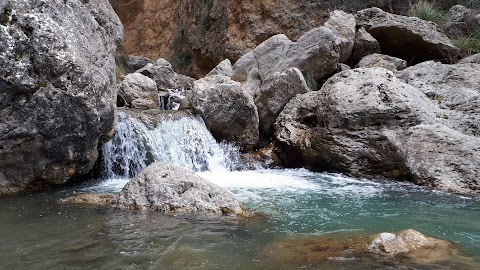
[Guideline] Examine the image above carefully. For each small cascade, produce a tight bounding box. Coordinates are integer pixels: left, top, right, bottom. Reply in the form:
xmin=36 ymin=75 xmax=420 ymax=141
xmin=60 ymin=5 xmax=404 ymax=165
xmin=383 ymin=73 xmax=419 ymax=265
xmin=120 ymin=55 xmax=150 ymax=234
xmin=159 ymin=89 xmax=185 ymax=111
xmin=102 ymin=110 xmax=241 ymax=179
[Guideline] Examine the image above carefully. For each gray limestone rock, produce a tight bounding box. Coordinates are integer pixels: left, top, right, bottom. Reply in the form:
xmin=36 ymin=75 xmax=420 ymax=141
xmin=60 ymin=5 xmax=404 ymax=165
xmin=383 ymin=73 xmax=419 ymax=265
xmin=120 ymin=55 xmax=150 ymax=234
xmin=274 ymin=67 xmax=480 ymax=193
xmin=349 ymin=27 xmax=381 ymax=65
xmin=356 ymin=7 xmax=460 ymax=63
xmin=118 ymin=73 xmax=158 ymax=109
xmin=255 ymin=67 xmax=310 ymax=137
xmin=136 ymin=58 xmax=179 ymax=91
xmin=0 ymin=0 xmax=123 ymax=195
xmin=181 ymin=75 xmax=259 ymax=151
xmin=206 ymin=59 xmax=233 ymax=77
xmin=324 ymin=10 xmax=356 ymax=63
xmin=117 ymin=163 xmax=244 ymax=215
xmin=458 ymin=53 xmax=480 ymax=64
xmin=357 ymin=53 xmax=407 ymax=71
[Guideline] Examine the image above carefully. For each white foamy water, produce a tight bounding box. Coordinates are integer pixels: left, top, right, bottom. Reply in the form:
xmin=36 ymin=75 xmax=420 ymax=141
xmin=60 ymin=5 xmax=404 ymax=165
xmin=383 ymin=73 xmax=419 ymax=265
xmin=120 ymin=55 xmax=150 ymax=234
xmin=102 ymin=111 xmax=240 ymax=179
xmin=197 ymin=169 xmax=385 ymax=203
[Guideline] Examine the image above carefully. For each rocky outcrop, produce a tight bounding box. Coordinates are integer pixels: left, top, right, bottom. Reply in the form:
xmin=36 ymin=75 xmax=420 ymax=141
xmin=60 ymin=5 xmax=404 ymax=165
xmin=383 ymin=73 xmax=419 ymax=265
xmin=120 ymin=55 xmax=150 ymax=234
xmin=181 ymin=75 xmax=259 ymax=150
xmin=118 ymin=73 xmax=158 ymax=109
xmin=356 ymin=7 xmax=460 ymax=63
xmin=255 ymin=67 xmax=310 ymax=137
xmin=117 ymin=162 xmax=244 ymax=215
xmin=275 ymin=67 xmax=480 ymax=193
xmin=0 ymin=0 xmax=123 ymax=196
xmin=109 ymin=0 xmax=413 ymax=77
xmin=357 ymin=53 xmax=407 ymax=71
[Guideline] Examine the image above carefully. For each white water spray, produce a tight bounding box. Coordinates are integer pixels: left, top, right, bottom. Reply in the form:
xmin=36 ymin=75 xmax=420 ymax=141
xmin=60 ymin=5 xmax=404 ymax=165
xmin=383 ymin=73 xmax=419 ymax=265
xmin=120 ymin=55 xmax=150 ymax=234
xmin=102 ymin=111 xmax=240 ymax=179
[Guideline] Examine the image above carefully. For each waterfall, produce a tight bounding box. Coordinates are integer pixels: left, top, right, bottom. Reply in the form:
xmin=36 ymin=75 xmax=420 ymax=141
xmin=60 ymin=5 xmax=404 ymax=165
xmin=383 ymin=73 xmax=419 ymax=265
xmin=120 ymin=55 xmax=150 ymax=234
xmin=102 ymin=111 xmax=241 ymax=179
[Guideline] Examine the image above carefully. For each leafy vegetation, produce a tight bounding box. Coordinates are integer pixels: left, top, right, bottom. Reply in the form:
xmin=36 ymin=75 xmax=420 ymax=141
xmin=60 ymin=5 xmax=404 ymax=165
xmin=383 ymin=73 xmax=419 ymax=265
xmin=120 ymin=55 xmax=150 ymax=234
xmin=115 ymin=43 xmax=130 ymax=80
xmin=453 ymin=31 xmax=480 ymax=56
xmin=302 ymin=70 xmax=319 ymax=91
xmin=408 ymin=1 xmax=446 ymax=24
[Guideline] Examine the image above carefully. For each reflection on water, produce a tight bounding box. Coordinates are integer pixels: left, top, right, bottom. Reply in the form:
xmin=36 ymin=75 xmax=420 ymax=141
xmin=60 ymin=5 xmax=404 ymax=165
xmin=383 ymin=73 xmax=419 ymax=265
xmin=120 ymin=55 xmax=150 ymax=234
xmin=0 ymin=169 xmax=479 ymax=269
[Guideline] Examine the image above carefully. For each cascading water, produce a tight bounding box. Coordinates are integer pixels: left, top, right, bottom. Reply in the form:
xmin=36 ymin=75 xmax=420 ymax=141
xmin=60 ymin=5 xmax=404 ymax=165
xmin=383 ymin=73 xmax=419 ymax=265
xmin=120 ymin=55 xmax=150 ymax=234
xmin=102 ymin=110 xmax=240 ymax=179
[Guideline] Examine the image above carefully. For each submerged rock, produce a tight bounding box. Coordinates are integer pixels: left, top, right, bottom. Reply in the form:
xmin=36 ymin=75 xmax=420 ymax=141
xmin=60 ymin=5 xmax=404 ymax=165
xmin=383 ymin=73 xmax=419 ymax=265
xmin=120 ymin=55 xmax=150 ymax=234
xmin=0 ymin=0 xmax=123 ymax=196
xmin=117 ymin=163 xmax=244 ymax=215
xmin=60 ymin=193 xmax=116 ymax=207
xmin=356 ymin=7 xmax=460 ymax=63
xmin=256 ymin=230 xmax=478 ymax=269
xmin=240 ymin=144 xmax=281 ymax=169
xmin=275 ymin=67 xmax=480 ymax=193
xmin=181 ymin=75 xmax=259 ymax=151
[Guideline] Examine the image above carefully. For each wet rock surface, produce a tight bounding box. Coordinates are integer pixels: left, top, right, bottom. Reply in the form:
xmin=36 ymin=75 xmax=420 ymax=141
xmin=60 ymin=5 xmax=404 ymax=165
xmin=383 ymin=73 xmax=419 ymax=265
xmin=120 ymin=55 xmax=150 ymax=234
xmin=256 ymin=230 xmax=479 ymax=269
xmin=0 ymin=0 xmax=123 ymax=196
xmin=181 ymin=75 xmax=259 ymax=151
xmin=117 ymin=163 xmax=244 ymax=215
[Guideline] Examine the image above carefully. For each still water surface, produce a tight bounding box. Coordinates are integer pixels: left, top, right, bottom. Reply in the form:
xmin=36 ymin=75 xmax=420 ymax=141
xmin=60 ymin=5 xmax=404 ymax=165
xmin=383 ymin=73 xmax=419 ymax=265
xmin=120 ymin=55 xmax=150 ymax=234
xmin=0 ymin=169 xmax=479 ymax=269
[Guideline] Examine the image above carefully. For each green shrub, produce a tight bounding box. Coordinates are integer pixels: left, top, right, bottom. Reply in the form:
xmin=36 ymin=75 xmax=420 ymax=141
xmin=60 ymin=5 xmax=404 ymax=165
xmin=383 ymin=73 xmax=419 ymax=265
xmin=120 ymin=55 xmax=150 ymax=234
xmin=453 ymin=31 xmax=480 ymax=56
xmin=302 ymin=70 xmax=319 ymax=91
xmin=408 ymin=1 xmax=446 ymax=24
xmin=115 ymin=43 xmax=130 ymax=80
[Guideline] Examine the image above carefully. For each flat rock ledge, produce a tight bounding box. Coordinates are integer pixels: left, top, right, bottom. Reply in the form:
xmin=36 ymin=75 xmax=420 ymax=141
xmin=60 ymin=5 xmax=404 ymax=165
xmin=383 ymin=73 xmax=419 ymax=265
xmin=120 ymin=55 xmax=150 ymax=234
xmin=60 ymin=163 xmax=246 ymax=216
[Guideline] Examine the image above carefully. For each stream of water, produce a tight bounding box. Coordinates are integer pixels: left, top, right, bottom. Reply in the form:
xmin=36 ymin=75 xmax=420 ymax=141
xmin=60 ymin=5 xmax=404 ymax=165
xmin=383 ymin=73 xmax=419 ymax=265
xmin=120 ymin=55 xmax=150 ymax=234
xmin=0 ymin=111 xmax=479 ymax=269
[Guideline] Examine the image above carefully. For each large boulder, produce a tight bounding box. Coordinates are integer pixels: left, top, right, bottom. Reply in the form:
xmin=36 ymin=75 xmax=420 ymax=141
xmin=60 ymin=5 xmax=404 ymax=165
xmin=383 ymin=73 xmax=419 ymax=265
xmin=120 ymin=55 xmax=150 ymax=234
xmin=255 ymin=67 xmax=310 ymax=137
xmin=274 ymin=67 xmax=480 ymax=193
xmin=232 ymin=9 xmax=349 ymax=86
xmin=181 ymin=75 xmax=259 ymax=150
xmin=355 ymin=7 xmax=460 ymax=63
xmin=118 ymin=73 xmax=159 ymax=110
xmin=0 ymin=0 xmax=123 ymax=195
xmin=136 ymin=58 xmax=179 ymax=91
xmin=397 ymin=61 xmax=480 ymax=136
xmin=117 ymin=163 xmax=244 ymax=215
xmin=324 ymin=10 xmax=356 ymax=63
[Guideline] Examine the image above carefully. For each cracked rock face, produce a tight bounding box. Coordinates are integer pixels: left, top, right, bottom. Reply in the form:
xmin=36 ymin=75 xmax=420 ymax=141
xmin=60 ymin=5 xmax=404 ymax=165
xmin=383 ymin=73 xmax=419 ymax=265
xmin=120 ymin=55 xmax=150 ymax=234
xmin=0 ymin=0 xmax=123 ymax=195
